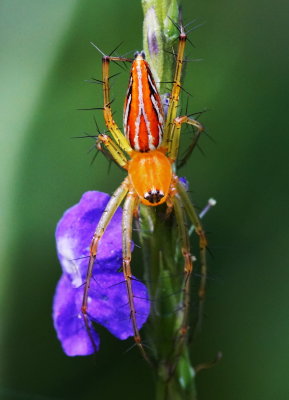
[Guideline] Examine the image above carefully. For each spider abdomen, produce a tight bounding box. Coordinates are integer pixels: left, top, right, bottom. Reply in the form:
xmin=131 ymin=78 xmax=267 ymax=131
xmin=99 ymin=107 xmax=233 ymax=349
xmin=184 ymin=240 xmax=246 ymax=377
xmin=123 ymin=53 xmax=164 ymax=152
xmin=128 ymin=150 xmax=172 ymax=206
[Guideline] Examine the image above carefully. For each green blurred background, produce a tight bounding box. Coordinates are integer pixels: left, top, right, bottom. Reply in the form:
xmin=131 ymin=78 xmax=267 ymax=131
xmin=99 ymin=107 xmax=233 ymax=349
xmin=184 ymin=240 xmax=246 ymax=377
xmin=1 ymin=0 xmax=289 ymax=399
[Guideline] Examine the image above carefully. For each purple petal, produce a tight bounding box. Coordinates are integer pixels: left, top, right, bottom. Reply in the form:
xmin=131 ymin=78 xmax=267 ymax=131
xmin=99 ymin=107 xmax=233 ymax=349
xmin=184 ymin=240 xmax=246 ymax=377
xmin=54 ymin=191 xmax=150 ymax=356
xmin=53 ymin=274 xmax=100 ymax=356
xmin=179 ymin=177 xmax=189 ymax=191
xmin=53 ymin=272 xmax=150 ymax=355
xmin=56 ymin=191 xmax=123 ymax=286
xmin=75 ymin=272 xmax=151 ymax=340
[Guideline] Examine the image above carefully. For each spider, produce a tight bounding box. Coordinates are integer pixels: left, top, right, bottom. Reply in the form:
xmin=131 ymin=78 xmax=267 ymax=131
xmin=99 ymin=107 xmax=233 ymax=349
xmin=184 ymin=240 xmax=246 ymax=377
xmin=81 ymin=22 xmax=208 ymax=361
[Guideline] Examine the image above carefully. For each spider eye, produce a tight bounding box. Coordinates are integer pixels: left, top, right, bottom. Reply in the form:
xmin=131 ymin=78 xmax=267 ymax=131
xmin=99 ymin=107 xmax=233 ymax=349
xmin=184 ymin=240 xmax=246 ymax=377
xmin=144 ymin=189 xmax=164 ymax=204
xmin=134 ymin=51 xmax=146 ymax=59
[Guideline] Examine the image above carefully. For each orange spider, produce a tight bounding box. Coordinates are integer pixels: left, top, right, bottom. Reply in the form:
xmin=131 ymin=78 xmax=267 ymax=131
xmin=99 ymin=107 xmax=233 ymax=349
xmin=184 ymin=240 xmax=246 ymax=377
xmin=81 ymin=23 xmax=207 ymax=360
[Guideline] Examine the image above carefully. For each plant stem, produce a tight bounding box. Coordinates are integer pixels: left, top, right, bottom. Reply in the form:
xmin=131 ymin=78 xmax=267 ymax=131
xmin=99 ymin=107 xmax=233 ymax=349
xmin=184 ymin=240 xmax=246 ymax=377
xmin=138 ymin=205 xmax=197 ymax=400
xmin=140 ymin=2 xmax=199 ymax=398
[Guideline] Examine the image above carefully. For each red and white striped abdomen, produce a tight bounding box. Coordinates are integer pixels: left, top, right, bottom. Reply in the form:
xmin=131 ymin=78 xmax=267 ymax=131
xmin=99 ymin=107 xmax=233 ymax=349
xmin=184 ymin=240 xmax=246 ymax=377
xmin=123 ymin=52 xmax=164 ymax=152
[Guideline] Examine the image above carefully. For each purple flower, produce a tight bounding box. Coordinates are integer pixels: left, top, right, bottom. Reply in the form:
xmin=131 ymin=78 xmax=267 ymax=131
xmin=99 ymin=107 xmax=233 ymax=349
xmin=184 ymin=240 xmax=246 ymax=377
xmin=53 ymin=191 xmax=150 ymax=356
xmin=179 ymin=177 xmax=189 ymax=191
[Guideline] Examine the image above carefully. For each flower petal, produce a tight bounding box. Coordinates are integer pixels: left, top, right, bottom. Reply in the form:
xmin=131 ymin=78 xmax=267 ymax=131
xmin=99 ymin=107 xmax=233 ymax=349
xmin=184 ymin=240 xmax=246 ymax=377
xmin=75 ymin=272 xmax=150 ymax=340
xmin=54 ymin=191 xmax=150 ymax=356
xmin=56 ymin=191 xmax=123 ymax=286
xmin=53 ymin=274 xmax=100 ymax=356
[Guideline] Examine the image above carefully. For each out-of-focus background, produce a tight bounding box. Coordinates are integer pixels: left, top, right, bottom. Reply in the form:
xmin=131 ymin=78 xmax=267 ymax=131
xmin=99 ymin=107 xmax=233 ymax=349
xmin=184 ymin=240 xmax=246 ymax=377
xmin=1 ymin=0 xmax=288 ymax=399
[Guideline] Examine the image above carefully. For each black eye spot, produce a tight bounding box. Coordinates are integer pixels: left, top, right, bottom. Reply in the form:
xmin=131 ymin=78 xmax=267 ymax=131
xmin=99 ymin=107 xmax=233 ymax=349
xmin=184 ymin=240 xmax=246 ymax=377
xmin=144 ymin=190 xmax=164 ymax=204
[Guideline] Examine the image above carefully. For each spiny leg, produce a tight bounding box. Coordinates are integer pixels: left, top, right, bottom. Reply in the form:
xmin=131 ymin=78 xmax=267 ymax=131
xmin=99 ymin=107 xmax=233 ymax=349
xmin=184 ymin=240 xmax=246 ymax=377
xmin=81 ymin=179 xmax=128 ymax=349
xmin=100 ymin=53 xmax=133 ymax=155
xmin=122 ymin=193 xmax=150 ymax=362
xmin=162 ymin=24 xmax=187 ymax=149
xmin=172 ymin=194 xmax=193 ymax=344
xmin=177 ymin=111 xmax=208 ymax=168
xmin=167 ymin=115 xmax=204 ymax=162
xmin=176 ymin=180 xmax=208 ymax=333
xmin=97 ymin=134 xmax=128 ymax=169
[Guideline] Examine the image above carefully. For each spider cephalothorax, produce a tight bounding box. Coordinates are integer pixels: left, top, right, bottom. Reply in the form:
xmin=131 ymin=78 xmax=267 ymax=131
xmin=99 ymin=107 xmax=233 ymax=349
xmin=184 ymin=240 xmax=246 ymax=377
xmin=82 ymin=23 xmax=207 ymax=361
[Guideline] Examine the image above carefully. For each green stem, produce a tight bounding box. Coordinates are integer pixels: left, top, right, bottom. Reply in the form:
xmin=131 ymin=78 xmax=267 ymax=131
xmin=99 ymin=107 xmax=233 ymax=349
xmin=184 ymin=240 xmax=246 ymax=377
xmin=140 ymin=2 xmax=199 ymax=399
xmin=138 ymin=205 xmax=197 ymax=400
xmin=142 ymin=0 xmax=178 ymax=93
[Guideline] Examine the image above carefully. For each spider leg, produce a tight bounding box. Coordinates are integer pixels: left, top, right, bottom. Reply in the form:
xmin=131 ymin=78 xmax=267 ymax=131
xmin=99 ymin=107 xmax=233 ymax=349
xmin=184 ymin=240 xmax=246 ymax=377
xmin=172 ymin=194 xmax=193 ymax=344
xmin=161 ymin=25 xmax=204 ymax=163
xmin=162 ymin=24 xmax=187 ymax=150
xmin=101 ymin=55 xmax=133 ymax=155
xmin=81 ymin=179 xmax=129 ymax=350
xmin=177 ymin=128 xmax=203 ymax=169
xmin=167 ymin=115 xmax=204 ymax=162
xmin=122 ymin=192 xmax=151 ymax=363
xmin=97 ymin=134 xmax=128 ymax=169
xmin=176 ymin=180 xmax=208 ymax=333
